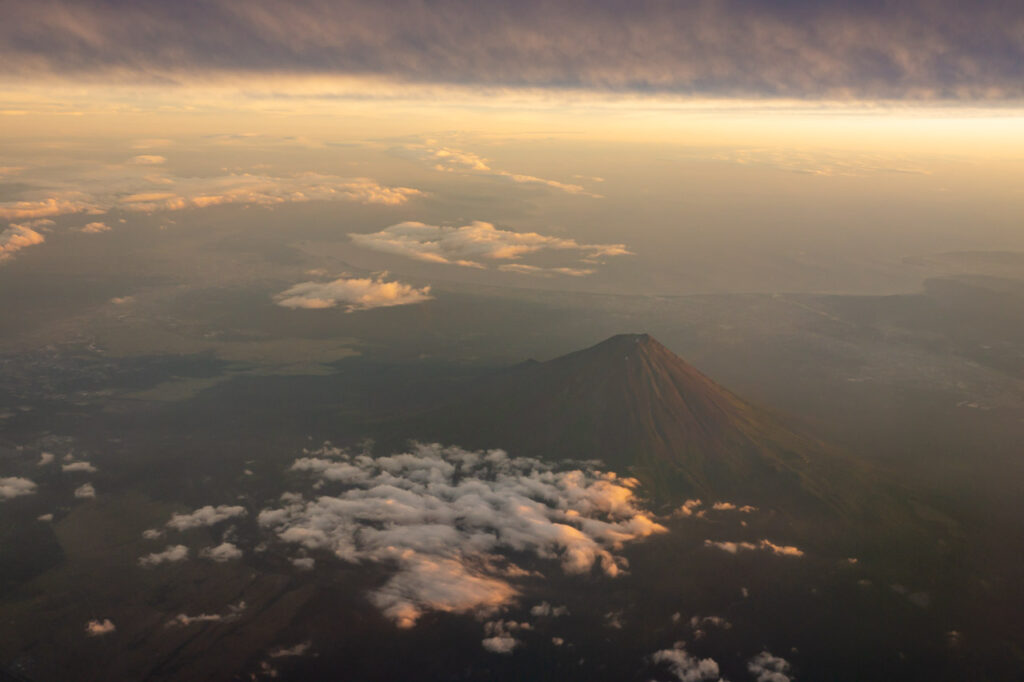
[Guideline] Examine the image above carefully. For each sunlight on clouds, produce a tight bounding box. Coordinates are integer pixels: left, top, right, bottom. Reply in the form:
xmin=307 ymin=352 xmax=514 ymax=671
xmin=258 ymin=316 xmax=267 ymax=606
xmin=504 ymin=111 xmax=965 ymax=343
xmin=404 ymin=141 xmax=600 ymax=196
xmin=703 ymin=539 xmax=804 ymax=557
xmin=84 ymin=619 xmax=116 ymax=637
xmin=258 ymin=443 xmax=666 ymax=628
xmin=273 ymin=276 xmax=433 ymax=312
xmin=0 ymin=224 xmax=46 ymax=262
xmin=350 ymin=221 xmax=631 ymax=273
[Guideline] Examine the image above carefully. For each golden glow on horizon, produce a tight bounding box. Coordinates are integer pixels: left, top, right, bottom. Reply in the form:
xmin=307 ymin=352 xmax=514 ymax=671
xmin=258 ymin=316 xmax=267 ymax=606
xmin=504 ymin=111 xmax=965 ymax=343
xmin=1 ymin=78 xmax=1023 ymax=160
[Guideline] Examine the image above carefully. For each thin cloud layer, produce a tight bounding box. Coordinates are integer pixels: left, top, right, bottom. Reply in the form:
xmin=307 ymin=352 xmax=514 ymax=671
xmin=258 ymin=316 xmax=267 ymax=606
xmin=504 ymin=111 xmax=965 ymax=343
xmin=167 ymin=602 xmax=245 ymax=627
xmin=2 ymin=1 xmax=1021 ymax=99
xmin=350 ymin=221 xmax=631 ymax=273
xmin=258 ymin=443 xmax=666 ymax=628
xmin=403 ymin=142 xmax=598 ymax=197
xmin=703 ymin=539 xmax=804 ymax=557
xmin=273 ymin=276 xmax=433 ymax=312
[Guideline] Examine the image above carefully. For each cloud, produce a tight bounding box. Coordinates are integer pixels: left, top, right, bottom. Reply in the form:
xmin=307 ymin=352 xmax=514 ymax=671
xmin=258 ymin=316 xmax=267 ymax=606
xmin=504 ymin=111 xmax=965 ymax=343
xmin=80 ymin=221 xmax=111 ymax=234
xmin=38 ymin=513 xmax=54 ymax=522
xmin=530 ymin=602 xmax=569 ymax=617
xmin=350 ymin=221 xmax=630 ymax=272
xmin=0 ymin=224 xmax=45 ymax=262
xmin=675 ymin=499 xmax=704 ymax=517
xmin=496 ymin=264 xmax=595 ymax=277
xmin=84 ymin=619 xmax=116 ymax=637
xmin=62 ymin=461 xmax=98 ymax=473
xmin=167 ymin=602 xmax=246 ymax=627
xmin=37 ymin=452 xmax=55 ymax=466
xmin=3 ymin=1 xmax=1022 ymax=100
xmin=0 ymin=477 xmax=37 ymax=500
xmin=703 ymin=539 xmax=804 ymax=557
xmin=273 ymin=276 xmax=433 ymax=312
xmin=269 ymin=641 xmax=313 ymax=658
xmin=0 ymin=170 xmax=422 ymax=231
xmin=74 ymin=483 xmax=97 ymax=499
xmin=748 ymin=651 xmax=793 ymax=682
xmin=142 ymin=528 xmax=164 ymax=540
xmin=165 ymin=504 xmax=247 ymax=531
xmin=403 ymin=143 xmax=599 ymax=197
xmin=139 ymin=544 xmax=189 ymax=566
xmin=0 ymin=199 xmax=100 ymax=221
xmin=200 ymin=542 xmax=243 ymax=562
xmin=130 ymin=155 xmax=166 ymax=165
xmin=291 ymin=557 xmax=315 ymax=570
xmin=258 ymin=443 xmax=666 ymax=628
xmin=114 ymin=174 xmax=422 ymax=212
xmin=481 ymin=620 xmax=529 ymax=654
xmin=650 ymin=644 xmax=722 ymax=682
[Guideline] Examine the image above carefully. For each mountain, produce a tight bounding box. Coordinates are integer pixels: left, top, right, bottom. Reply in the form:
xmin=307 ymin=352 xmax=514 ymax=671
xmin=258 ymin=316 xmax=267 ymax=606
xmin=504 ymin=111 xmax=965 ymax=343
xmin=409 ymin=334 xmax=923 ymax=525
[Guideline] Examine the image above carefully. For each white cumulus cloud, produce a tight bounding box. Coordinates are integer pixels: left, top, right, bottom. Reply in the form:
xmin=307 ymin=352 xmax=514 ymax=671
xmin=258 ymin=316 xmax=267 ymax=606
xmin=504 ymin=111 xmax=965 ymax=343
xmin=200 ymin=542 xmax=243 ymax=562
xmin=0 ymin=477 xmax=37 ymax=500
xmin=139 ymin=544 xmax=189 ymax=566
xmin=748 ymin=651 xmax=793 ymax=682
xmin=703 ymin=539 xmax=803 ymax=557
xmin=258 ymin=443 xmax=666 ymax=629
xmin=650 ymin=644 xmax=723 ymax=682
xmin=73 ymin=483 xmax=96 ymax=499
xmin=273 ymin=276 xmax=432 ymax=312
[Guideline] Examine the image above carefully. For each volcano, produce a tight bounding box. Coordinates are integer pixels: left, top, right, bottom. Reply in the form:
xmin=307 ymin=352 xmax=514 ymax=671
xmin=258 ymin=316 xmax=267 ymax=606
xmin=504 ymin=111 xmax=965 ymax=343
xmin=415 ymin=334 xmax=902 ymax=520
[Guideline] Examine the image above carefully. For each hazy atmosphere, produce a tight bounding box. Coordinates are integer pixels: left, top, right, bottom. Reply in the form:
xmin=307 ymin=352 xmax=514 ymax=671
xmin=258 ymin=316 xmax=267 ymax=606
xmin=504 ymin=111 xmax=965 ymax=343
xmin=2 ymin=2 xmax=1024 ymax=681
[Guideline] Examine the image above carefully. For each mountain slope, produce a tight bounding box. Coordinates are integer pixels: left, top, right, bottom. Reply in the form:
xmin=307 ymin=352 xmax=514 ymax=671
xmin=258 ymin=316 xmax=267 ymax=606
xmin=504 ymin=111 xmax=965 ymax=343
xmin=411 ymin=334 xmax=918 ymax=524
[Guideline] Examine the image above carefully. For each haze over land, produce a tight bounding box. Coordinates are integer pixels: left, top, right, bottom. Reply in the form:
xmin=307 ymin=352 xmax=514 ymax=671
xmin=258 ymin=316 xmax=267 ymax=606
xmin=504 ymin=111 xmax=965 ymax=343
xmin=2 ymin=1 xmax=1024 ymax=680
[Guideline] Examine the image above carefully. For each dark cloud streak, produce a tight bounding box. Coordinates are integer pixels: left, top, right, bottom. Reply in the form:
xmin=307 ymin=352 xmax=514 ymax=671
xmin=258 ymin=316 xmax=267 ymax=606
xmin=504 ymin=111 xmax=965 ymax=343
xmin=1 ymin=0 xmax=1022 ymax=99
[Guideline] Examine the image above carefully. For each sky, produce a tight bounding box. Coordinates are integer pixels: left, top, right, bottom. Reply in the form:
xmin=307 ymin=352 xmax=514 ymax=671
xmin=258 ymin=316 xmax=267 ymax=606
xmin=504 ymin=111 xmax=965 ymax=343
xmin=1 ymin=0 xmax=1023 ymax=308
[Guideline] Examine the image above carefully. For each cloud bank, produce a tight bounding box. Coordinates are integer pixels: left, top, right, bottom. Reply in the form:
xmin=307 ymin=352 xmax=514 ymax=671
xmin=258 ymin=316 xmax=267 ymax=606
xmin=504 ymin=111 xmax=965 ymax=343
xmin=274 ymin=276 xmax=433 ymax=312
xmin=258 ymin=443 xmax=666 ymax=628
xmin=2 ymin=0 xmax=1022 ymax=99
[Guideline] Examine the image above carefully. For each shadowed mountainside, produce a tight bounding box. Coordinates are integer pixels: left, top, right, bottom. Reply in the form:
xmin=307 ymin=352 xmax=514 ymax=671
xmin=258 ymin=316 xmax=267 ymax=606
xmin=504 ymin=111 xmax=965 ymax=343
xmin=405 ymin=334 xmax=946 ymax=536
